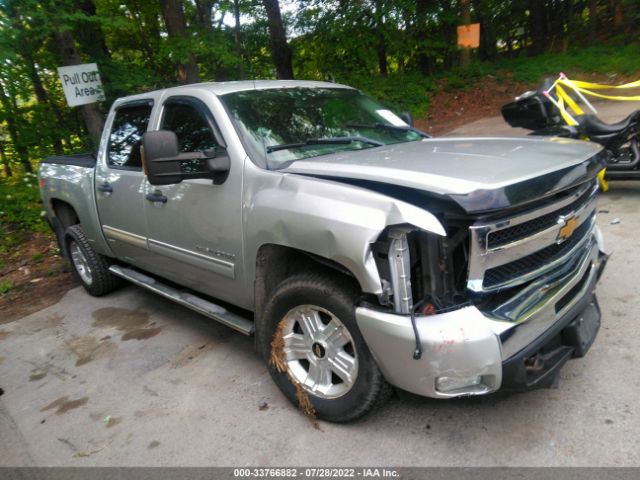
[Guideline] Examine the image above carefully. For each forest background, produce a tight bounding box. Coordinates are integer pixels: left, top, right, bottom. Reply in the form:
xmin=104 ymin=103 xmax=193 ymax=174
xmin=0 ymin=0 xmax=639 ymax=305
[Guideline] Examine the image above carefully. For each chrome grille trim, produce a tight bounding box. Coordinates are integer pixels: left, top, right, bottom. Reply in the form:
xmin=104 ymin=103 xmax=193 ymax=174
xmin=467 ymin=181 xmax=598 ymax=293
xmin=487 ymin=184 xmax=594 ymax=248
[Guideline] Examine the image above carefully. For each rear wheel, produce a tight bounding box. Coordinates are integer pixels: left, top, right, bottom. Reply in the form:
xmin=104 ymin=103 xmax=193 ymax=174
xmin=65 ymin=224 xmax=120 ymax=297
xmin=259 ymin=273 xmax=392 ymax=422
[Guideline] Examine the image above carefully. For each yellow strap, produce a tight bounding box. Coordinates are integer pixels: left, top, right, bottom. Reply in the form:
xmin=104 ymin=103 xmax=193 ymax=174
xmin=553 ymin=94 xmax=579 ymax=126
xmin=555 ymin=84 xmax=584 ymax=115
xmin=573 ymin=88 xmax=640 ymax=101
xmin=566 ymin=79 xmax=640 ymax=90
xmin=597 ymin=169 xmax=609 ymax=192
xmin=558 ymin=79 xmax=640 ymax=101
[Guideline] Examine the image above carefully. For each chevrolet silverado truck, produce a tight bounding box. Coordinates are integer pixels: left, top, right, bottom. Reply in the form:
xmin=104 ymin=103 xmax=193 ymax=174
xmin=39 ymin=80 xmax=608 ymax=422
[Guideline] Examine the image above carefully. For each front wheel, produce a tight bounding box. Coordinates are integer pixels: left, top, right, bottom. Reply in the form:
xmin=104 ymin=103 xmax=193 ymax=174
xmin=259 ymin=273 xmax=392 ymax=422
xmin=65 ymin=224 xmax=120 ymax=297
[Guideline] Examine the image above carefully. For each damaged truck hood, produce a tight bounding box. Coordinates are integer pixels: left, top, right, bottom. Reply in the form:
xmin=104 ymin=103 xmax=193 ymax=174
xmin=283 ymin=137 xmax=605 ymax=214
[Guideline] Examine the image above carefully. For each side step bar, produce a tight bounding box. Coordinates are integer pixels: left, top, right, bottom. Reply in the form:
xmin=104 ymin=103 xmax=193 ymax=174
xmin=109 ymin=265 xmax=254 ymax=336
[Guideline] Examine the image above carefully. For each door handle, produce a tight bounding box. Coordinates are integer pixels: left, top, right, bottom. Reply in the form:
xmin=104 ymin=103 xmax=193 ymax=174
xmin=146 ymin=191 xmax=168 ymax=204
xmin=97 ymin=182 xmax=113 ymax=194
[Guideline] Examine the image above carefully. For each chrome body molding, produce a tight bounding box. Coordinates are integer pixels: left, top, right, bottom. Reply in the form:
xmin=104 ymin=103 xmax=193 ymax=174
xmin=356 ymin=235 xmax=603 ymax=398
xmin=102 ymin=225 xmax=147 ymax=248
xmin=467 ymin=181 xmax=598 ymax=292
xmin=147 ymin=238 xmax=235 ymax=279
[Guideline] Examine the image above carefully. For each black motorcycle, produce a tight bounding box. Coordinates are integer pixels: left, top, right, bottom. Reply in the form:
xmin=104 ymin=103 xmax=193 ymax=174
xmin=501 ymin=79 xmax=640 ymax=180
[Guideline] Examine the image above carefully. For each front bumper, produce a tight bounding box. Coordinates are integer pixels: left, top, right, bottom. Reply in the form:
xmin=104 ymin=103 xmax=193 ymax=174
xmin=356 ymin=234 xmax=606 ymax=399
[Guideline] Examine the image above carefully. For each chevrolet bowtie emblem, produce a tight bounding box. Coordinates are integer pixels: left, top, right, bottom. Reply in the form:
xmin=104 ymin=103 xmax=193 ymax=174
xmin=558 ymin=216 xmax=578 ymax=242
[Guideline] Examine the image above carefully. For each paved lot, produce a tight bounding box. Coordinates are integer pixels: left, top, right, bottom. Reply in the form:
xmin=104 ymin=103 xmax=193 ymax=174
xmin=1 ymin=103 xmax=640 ymax=467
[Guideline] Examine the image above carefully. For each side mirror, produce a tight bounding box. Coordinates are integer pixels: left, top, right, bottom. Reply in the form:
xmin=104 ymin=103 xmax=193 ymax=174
xmin=400 ymin=112 xmax=414 ymax=127
xmin=142 ymin=130 xmax=230 ymax=186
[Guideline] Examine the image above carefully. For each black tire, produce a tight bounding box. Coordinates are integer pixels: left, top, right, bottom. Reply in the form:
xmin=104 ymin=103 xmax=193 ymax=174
xmin=258 ymin=273 xmax=393 ymax=422
xmin=64 ymin=224 xmax=120 ymax=297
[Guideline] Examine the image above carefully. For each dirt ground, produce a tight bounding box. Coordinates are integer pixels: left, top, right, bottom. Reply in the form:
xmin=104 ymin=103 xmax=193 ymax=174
xmin=416 ymin=75 xmax=532 ymax=135
xmin=0 ymin=231 xmax=77 ymax=323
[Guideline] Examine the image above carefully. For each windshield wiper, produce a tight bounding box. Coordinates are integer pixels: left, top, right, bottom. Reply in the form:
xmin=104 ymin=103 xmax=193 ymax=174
xmin=344 ymin=122 xmax=431 ymax=138
xmin=266 ymin=136 xmax=384 ymax=153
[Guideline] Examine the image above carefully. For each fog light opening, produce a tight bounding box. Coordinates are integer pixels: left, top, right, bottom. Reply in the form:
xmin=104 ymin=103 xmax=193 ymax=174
xmin=436 ymin=375 xmax=487 ymax=394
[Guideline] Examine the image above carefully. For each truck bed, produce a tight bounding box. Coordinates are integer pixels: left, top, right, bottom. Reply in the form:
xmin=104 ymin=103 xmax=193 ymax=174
xmin=42 ymin=153 xmax=96 ymax=168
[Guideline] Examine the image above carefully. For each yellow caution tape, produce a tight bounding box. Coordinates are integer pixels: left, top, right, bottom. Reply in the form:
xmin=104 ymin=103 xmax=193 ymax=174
xmin=558 ymin=79 xmax=640 ymax=101
xmin=597 ymin=169 xmax=609 ymax=192
xmin=554 ymin=94 xmax=579 ymax=126
xmin=563 ymin=78 xmax=640 ymax=90
xmin=555 ymin=84 xmax=584 ymax=115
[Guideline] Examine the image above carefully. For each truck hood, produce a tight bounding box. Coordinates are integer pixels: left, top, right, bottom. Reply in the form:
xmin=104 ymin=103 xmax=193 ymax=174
xmin=283 ymin=137 xmax=605 ymax=214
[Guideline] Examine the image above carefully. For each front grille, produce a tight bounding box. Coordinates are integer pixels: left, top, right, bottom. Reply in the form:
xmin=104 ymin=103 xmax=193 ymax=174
xmin=483 ymin=213 xmax=594 ymax=288
xmin=554 ymin=267 xmax=591 ymax=313
xmin=487 ymin=185 xmax=593 ymax=249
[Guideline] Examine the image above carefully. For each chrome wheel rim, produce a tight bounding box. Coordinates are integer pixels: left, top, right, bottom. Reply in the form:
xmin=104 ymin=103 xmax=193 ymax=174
xmin=69 ymin=241 xmax=93 ymax=285
xmin=281 ymin=305 xmax=358 ymax=399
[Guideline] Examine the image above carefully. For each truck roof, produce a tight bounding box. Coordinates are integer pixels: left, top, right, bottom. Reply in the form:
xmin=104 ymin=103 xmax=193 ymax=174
xmin=115 ymin=80 xmax=353 ymax=105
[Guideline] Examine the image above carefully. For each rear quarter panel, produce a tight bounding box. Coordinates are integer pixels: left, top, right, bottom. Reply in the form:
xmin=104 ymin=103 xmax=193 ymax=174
xmin=38 ymin=163 xmax=112 ymax=256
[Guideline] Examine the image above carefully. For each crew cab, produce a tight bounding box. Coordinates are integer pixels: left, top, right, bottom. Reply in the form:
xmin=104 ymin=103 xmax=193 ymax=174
xmin=39 ymin=80 xmax=608 ymax=422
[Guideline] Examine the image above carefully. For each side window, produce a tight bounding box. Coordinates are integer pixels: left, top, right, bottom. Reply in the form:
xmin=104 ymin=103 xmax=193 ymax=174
xmin=107 ymin=103 xmax=152 ymax=169
xmin=161 ymin=101 xmax=219 ymax=153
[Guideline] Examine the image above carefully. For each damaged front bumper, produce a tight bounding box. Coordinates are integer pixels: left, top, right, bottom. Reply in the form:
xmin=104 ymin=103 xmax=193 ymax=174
xmin=356 ymin=234 xmax=607 ymax=399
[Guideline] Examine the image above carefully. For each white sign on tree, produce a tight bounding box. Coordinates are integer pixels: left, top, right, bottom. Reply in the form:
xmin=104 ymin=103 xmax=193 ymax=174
xmin=57 ymin=63 xmax=105 ymax=107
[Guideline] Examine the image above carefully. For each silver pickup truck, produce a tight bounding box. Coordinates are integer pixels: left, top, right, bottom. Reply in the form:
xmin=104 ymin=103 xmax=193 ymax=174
xmin=39 ymin=80 xmax=608 ymax=422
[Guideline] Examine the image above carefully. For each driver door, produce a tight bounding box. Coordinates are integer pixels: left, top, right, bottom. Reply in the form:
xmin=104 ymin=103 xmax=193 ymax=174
xmin=143 ymin=94 xmax=244 ymax=305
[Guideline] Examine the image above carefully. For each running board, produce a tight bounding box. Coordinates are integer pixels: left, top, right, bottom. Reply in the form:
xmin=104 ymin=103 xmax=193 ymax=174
xmin=108 ymin=265 xmax=254 ymax=336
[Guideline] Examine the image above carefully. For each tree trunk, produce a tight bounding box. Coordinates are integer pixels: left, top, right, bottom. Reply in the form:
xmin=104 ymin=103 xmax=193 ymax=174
xmin=528 ymin=0 xmax=546 ymax=55
xmin=588 ymin=0 xmax=598 ymax=44
xmin=612 ymin=0 xmax=624 ymax=31
xmin=460 ymin=0 xmax=471 ymax=67
xmin=374 ymin=0 xmax=388 ymax=77
xmin=54 ymin=30 xmax=105 ymax=146
xmin=0 ymin=80 xmax=31 ymax=173
xmin=262 ymin=0 xmax=294 ymax=79
xmin=0 ymin=143 xmax=13 ymax=177
xmin=233 ymin=0 xmax=245 ymax=79
xmin=159 ymin=0 xmax=200 ymax=84
xmin=564 ymin=0 xmax=573 ymax=51
xmin=76 ymin=0 xmax=111 ymax=61
xmin=75 ymin=0 xmax=116 ymax=97
xmin=24 ymin=53 xmax=64 ymax=154
xmin=193 ymin=0 xmax=214 ymax=30
xmin=415 ymin=0 xmax=431 ymax=74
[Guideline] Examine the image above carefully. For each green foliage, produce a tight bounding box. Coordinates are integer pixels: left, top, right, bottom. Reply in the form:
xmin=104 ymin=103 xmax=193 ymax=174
xmin=348 ymin=73 xmax=434 ymax=117
xmin=0 ymin=0 xmax=638 ymax=181
xmin=32 ymin=252 xmax=44 ymax=263
xmin=0 ymin=173 xmax=48 ymax=234
xmin=0 ymin=280 xmax=12 ymax=294
xmin=491 ymin=41 xmax=640 ymax=84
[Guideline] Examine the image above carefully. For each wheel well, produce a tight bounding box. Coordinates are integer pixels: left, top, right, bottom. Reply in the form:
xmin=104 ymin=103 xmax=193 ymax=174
xmin=50 ymin=200 xmax=79 ymax=257
xmin=51 ymin=199 xmax=79 ymax=229
xmin=254 ymin=244 xmax=360 ymax=323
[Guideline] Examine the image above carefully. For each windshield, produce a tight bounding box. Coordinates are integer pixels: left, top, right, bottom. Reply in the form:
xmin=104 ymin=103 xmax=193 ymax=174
xmin=220 ymin=87 xmax=425 ymax=167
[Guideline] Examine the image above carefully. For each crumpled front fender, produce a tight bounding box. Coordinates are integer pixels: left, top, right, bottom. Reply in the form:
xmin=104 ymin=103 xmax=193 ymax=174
xmin=243 ymin=167 xmax=445 ymax=296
